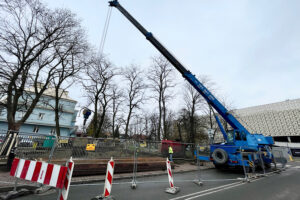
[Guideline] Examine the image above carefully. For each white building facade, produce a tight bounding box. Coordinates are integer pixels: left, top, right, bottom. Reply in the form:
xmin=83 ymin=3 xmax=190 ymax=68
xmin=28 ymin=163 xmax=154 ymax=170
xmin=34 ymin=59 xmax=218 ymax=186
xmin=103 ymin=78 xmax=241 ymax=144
xmin=233 ymin=99 xmax=300 ymax=153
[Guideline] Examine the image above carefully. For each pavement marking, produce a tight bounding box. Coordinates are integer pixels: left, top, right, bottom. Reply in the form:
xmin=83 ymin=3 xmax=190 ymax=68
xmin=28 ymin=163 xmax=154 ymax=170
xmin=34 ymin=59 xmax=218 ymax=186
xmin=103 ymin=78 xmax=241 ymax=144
xmin=201 ymin=178 xmax=242 ymax=182
xmin=171 ymin=172 xmax=280 ymax=200
xmin=185 ymin=182 xmax=246 ymax=200
xmin=292 ymin=166 xmax=300 ymax=169
xmin=185 ymin=179 xmax=265 ymax=200
xmin=169 ymin=181 xmax=242 ymax=200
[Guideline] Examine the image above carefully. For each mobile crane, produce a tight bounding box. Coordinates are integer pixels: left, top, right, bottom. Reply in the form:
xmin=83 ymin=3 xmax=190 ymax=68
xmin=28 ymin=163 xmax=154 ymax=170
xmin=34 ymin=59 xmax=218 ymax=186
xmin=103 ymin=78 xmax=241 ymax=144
xmin=109 ymin=0 xmax=274 ymax=168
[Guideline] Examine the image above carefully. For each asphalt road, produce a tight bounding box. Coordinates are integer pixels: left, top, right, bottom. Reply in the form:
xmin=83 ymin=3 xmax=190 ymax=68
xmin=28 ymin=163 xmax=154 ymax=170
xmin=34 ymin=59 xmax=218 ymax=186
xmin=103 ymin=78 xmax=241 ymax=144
xmin=19 ymin=161 xmax=300 ymax=200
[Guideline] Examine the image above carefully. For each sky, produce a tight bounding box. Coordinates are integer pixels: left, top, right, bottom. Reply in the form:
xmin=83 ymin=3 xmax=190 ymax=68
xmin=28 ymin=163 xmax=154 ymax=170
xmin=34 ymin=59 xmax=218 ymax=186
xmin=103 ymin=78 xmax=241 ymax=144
xmin=43 ymin=0 xmax=300 ymax=113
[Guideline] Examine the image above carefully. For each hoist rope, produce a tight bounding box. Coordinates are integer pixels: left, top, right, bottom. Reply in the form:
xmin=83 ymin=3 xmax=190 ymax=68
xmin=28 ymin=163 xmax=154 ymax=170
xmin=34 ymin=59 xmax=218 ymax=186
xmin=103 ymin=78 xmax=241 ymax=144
xmin=99 ymin=6 xmax=113 ymax=57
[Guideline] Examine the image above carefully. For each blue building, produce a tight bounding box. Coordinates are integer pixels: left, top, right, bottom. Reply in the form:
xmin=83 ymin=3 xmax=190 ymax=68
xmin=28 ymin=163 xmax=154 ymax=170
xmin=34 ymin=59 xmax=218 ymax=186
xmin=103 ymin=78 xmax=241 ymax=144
xmin=0 ymin=87 xmax=78 ymax=136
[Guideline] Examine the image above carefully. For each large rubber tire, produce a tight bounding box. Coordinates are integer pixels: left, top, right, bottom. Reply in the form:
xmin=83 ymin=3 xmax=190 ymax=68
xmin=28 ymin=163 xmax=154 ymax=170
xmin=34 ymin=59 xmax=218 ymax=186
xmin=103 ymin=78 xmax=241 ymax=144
xmin=212 ymin=148 xmax=228 ymax=165
xmin=264 ymin=163 xmax=271 ymax=169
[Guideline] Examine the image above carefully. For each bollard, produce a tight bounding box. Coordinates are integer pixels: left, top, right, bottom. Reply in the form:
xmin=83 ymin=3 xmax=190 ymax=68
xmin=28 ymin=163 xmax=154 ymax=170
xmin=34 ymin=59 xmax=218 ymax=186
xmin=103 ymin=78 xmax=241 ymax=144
xmin=92 ymin=157 xmax=115 ymax=200
xmin=165 ymin=158 xmax=180 ymax=194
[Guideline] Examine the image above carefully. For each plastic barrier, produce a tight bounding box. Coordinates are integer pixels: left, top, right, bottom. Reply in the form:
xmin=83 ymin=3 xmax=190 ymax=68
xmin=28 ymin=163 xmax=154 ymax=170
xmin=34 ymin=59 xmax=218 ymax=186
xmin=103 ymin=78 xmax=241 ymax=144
xmin=10 ymin=158 xmax=68 ymax=188
xmin=10 ymin=157 xmax=74 ymax=200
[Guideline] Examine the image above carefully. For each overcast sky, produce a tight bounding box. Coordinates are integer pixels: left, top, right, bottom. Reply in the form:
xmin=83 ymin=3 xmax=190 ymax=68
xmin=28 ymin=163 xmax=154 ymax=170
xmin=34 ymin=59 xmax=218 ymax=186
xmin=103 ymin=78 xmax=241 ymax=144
xmin=43 ymin=0 xmax=300 ymax=112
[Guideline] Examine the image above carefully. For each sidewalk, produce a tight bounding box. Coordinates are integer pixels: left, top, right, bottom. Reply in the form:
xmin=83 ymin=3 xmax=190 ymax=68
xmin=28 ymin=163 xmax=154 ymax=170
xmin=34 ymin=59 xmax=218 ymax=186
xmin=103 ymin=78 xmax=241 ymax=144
xmin=71 ymin=162 xmax=214 ymax=185
xmin=0 ymin=162 xmax=214 ymax=191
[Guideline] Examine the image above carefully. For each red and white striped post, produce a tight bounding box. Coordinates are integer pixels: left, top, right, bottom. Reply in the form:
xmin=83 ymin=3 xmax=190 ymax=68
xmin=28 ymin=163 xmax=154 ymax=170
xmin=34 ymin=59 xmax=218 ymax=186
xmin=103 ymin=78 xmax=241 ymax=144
xmin=103 ymin=157 xmax=114 ymax=197
xmin=165 ymin=158 xmax=180 ymax=194
xmin=92 ymin=157 xmax=115 ymax=200
xmin=57 ymin=157 xmax=74 ymax=200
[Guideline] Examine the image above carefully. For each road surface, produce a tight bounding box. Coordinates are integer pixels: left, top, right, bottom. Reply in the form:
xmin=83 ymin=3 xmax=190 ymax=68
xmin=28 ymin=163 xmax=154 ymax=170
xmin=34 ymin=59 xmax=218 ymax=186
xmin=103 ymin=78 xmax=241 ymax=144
xmin=19 ymin=161 xmax=300 ymax=200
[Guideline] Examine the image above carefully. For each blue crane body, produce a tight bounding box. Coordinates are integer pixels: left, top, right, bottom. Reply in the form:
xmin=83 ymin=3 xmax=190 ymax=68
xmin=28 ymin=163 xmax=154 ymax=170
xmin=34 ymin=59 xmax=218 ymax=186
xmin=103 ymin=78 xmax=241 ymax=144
xmin=109 ymin=0 xmax=274 ymax=168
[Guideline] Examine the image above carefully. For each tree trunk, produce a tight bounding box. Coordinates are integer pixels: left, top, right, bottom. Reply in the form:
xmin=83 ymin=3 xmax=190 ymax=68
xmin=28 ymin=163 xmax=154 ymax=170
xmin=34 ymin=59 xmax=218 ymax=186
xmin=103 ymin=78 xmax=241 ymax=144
xmin=124 ymin=108 xmax=132 ymax=138
xmin=54 ymin=88 xmax=61 ymax=136
xmin=93 ymin=98 xmax=98 ymax=138
xmin=96 ymin=108 xmax=106 ymax=138
xmin=157 ymin=97 xmax=162 ymax=141
xmin=162 ymin=98 xmax=167 ymax=139
xmin=7 ymin=122 xmax=21 ymax=132
xmin=177 ymin=122 xmax=182 ymax=142
xmin=112 ymin=103 xmax=116 ymax=139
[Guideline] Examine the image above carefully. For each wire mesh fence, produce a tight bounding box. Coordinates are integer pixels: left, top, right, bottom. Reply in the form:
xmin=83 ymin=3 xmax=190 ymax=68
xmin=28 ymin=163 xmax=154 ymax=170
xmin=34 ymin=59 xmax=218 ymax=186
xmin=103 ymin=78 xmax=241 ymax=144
xmin=0 ymin=130 xmax=196 ymax=162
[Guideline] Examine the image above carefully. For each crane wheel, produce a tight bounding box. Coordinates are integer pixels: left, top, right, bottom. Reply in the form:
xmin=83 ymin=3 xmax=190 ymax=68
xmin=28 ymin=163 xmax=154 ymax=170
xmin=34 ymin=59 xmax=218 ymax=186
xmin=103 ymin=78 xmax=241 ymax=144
xmin=212 ymin=148 xmax=228 ymax=165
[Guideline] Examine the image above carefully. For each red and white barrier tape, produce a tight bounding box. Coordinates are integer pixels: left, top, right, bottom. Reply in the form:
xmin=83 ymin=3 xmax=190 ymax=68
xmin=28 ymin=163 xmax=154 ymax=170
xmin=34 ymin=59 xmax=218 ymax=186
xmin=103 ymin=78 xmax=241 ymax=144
xmin=166 ymin=158 xmax=174 ymax=188
xmin=58 ymin=157 xmax=74 ymax=200
xmin=103 ymin=157 xmax=115 ymax=197
xmin=10 ymin=158 xmax=68 ymax=189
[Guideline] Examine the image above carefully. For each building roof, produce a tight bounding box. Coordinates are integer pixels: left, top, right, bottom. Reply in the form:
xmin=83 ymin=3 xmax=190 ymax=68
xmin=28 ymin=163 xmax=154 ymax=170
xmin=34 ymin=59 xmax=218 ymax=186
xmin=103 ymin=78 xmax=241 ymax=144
xmin=26 ymin=86 xmax=77 ymax=102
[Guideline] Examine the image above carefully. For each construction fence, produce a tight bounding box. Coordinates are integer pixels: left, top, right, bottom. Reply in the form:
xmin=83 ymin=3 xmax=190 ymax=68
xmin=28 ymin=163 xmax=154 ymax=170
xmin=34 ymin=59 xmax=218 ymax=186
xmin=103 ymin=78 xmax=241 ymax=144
xmin=0 ymin=130 xmax=195 ymax=163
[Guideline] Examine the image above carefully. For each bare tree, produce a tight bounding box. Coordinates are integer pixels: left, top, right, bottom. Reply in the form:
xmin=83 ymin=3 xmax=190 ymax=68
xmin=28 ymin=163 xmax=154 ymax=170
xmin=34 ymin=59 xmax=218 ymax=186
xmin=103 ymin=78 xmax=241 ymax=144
xmin=49 ymin=23 xmax=88 ymax=136
xmin=0 ymin=0 xmax=86 ymax=157
xmin=122 ymin=65 xmax=146 ymax=138
xmin=182 ymin=75 xmax=215 ymax=144
xmin=111 ymin=84 xmax=123 ymax=138
xmin=82 ymin=56 xmax=115 ymax=138
xmin=147 ymin=55 xmax=175 ymax=140
xmin=183 ymin=83 xmax=203 ymax=144
xmin=148 ymin=112 xmax=159 ymax=141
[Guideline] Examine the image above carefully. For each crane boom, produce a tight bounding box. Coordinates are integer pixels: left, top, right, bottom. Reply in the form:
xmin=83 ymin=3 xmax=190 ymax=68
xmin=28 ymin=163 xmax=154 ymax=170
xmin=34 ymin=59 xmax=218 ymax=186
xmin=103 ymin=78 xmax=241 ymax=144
xmin=109 ymin=0 xmax=250 ymax=136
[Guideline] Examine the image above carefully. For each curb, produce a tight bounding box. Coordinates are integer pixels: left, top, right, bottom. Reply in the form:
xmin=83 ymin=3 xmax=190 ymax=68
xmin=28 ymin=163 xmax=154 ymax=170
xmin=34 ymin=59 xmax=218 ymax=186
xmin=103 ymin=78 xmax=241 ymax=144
xmin=0 ymin=189 xmax=33 ymax=200
xmin=0 ymin=186 xmax=38 ymax=194
xmin=70 ymin=166 xmax=214 ymax=185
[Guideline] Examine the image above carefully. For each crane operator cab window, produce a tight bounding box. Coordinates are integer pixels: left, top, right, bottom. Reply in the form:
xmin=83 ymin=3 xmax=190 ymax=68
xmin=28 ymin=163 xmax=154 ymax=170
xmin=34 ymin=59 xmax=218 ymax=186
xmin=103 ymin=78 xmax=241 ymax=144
xmin=227 ymin=130 xmax=235 ymax=143
xmin=235 ymin=131 xmax=247 ymax=141
xmin=227 ymin=130 xmax=247 ymax=143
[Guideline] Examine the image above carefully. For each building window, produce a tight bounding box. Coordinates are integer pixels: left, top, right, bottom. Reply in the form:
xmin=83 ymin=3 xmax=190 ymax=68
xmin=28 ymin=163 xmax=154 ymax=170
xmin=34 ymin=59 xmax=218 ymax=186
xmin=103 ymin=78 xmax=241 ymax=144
xmin=38 ymin=113 xmax=45 ymax=120
xmin=43 ymin=101 xmax=48 ymax=108
xmin=59 ymin=104 xmax=64 ymax=111
xmin=0 ymin=106 xmax=3 ymax=115
xmin=33 ymin=126 xmax=39 ymax=133
xmin=50 ymin=128 xmax=56 ymax=135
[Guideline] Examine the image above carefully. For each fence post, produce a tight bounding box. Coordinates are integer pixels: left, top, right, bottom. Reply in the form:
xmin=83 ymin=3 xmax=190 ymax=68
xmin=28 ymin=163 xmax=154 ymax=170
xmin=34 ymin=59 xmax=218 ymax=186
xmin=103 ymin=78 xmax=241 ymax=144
xmin=240 ymin=147 xmax=249 ymax=182
xmin=279 ymin=147 xmax=287 ymax=170
xmin=131 ymin=141 xmax=138 ymax=189
xmin=258 ymin=147 xmax=266 ymax=176
xmin=48 ymin=135 xmax=58 ymax=163
xmin=193 ymin=145 xmax=203 ymax=186
xmin=250 ymin=153 xmax=256 ymax=178
xmin=271 ymin=148 xmax=279 ymax=172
